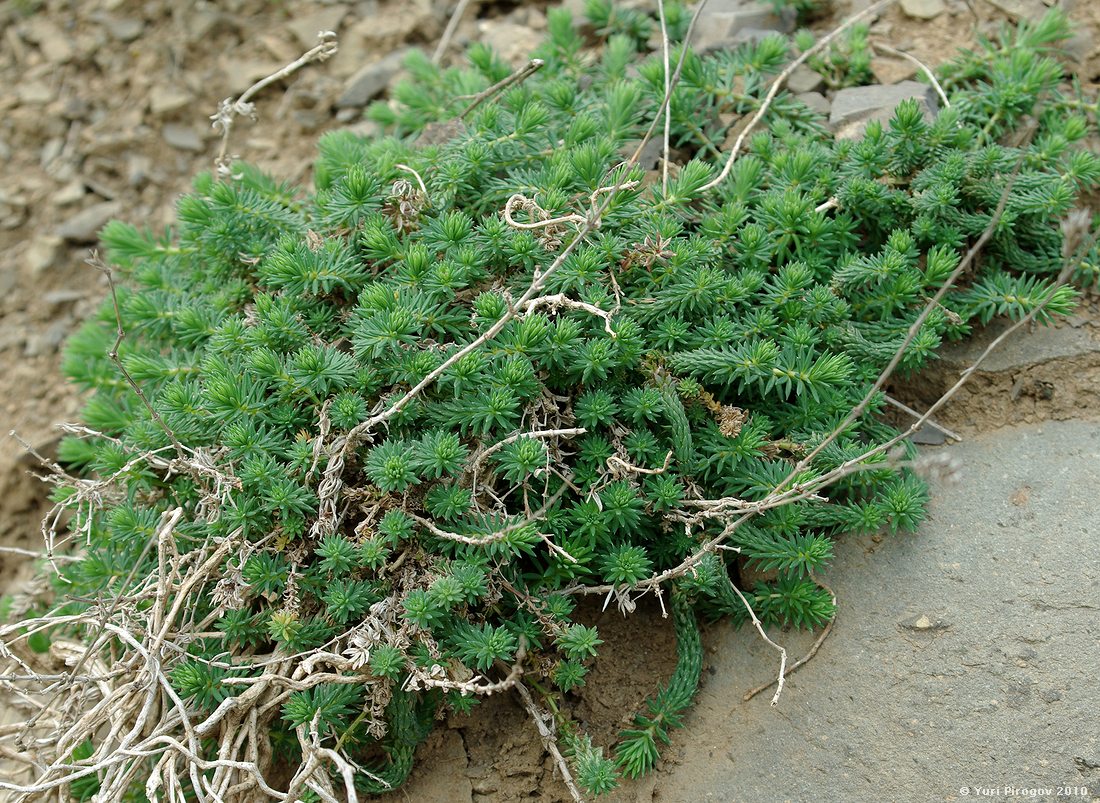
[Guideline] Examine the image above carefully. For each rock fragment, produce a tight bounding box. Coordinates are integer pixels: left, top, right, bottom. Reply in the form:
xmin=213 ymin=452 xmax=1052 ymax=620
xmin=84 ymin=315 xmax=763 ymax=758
xmin=786 ymin=65 xmax=825 ymax=94
xmin=149 ymin=84 xmax=194 ymax=117
xmin=162 ymin=124 xmax=203 ymax=152
xmin=830 ymin=81 xmax=939 ymax=139
xmin=900 ymin=0 xmax=946 ymax=19
xmin=796 ymin=92 xmax=830 ymax=116
xmin=24 ymin=18 xmax=74 ymax=63
xmin=102 ymin=16 xmax=145 ymax=43
xmin=690 ymin=0 xmax=794 ymax=54
xmin=57 ymin=201 xmax=122 ymax=242
xmin=870 ymin=56 xmax=918 ymax=86
xmin=24 ymin=235 xmax=64 ymax=275
xmin=336 ymin=49 xmax=408 ymax=108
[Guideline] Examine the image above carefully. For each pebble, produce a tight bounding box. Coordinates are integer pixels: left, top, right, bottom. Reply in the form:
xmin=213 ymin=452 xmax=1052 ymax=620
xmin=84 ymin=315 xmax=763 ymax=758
xmin=871 ymin=56 xmax=918 ymax=86
xmin=51 ymin=179 xmax=87 ymax=207
xmin=1063 ymin=29 xmax=1094 ymax=64
xmin=24 ymin=318 xmax=72 ymax=358
xmin=336 ymin=48 xmax=408 ymax=108
xmin=162 ymin=123 xmax=203 ymax=152
xmin=901 ymin=613 xmax=949 ymax=631
xmin=126 ymin=154 xmax=153 ymax=187
xmin=24 ymin=18 xmax=74 ymax=63
xmin=102 ymin=16 xmax=145 ymax=43
xmin=24 ymin=235 xmax=64 ymax=275
xmin=900 ymin=0 xmax=946 ymax=19
xmin=911 ymin=425 xmax=947 ymax=446
xmin=44 ymin=289 xmax=86 ymax=305
xmin=220 ymin=58 xmax=285 ymax=96
xmin=344 ymin=119 xmax=383 ymax=139
xmin=56 ymin=201 xmax=122 ymax=242
xmin=796 ymin=91 xmax=831 ymax=116
xmin=477 ymin=20 xmax=544 ymax=66
xmin=17 ymin=81 xmax=54 ymax=106
xmin=786 ymin=65 xmax=825 ymax=94
xmin=183 ymin=7 xmax=221 ymax=42
xmin=149 ymin=84 xmax=194 ymax=116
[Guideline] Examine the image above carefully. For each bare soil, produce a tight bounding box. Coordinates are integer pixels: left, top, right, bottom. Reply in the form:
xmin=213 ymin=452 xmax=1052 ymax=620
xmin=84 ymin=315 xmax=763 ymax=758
xmin=0 ymin=0 xmax=1097 ymax=801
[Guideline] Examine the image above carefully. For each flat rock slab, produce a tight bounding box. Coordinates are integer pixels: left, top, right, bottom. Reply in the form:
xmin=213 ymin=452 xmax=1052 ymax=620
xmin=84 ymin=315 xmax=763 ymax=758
xmin=936 ymin=318 xmax=1100 ymax=374
xmin=690 ymin=0 xmax=795 ymax=54
xmin=830 ymin=80 xmax=938 ymax=139
xmin=632 ymin=420 xmax=1100 ymax=802
xmin=337 ymin=49 xmax=409 ymax=108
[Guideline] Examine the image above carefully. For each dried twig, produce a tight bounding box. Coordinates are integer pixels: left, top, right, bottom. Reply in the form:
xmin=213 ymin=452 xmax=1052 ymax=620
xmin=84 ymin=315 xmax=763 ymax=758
xmin=883 ymin=394 xmax=962 ymax=442
xmin=743 ymin=578 xmax=837 ymax=702
xmin=871 ymin=41 xmax=951 ymax=108
xmin=459 ymin=58 xmax=545 ymax=119
xmin=656 ymin=0 xmax=672 ymax=196
xmin=433 ymin=0 xmax=474 ymax=65
xmin=514 ymin=681 xmax=585 ymax=803
xmin=724 ymin=575 xmax=788 ymax=706
xmin=210 ymin=31 xmax=338 ymax=177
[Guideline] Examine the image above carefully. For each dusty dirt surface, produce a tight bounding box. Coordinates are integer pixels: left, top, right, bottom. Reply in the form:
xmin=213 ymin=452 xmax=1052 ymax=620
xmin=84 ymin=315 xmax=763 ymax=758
xmin=0 ymin=0 xmax=1098 ymax=801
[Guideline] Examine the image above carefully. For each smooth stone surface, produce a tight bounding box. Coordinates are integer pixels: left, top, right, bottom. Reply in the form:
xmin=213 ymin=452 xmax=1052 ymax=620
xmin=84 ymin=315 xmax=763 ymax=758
xmin=935 ymin=318 xmax=1100 ymax=375
xmin=639 ymin=420 xmax=1100 ymax=802
xmin=162 ymin=123 xmax=203 ymax=152
xmin=690 ymin=0 xmax=795 ymax=54
xmin=900 ymin=0 xmax=947 ymax=19
xmin=796 ymin=91 xmax=831 ymax=116
xmin=336 ymin=48 xmax=407 ymax=108
xmin=56 ymin=201 xmax=122 ymax=242
xmin=786 ymin=64 xmax=825 ymax=94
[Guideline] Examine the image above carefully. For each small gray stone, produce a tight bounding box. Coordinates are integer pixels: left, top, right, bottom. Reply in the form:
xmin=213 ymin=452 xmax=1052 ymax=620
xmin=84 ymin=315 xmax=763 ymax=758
xmin=17 ymin=81 xmax=54 ymax=106
xmin=25 ymin=17 xmax=74 ymax=63
xmin=43 ymin=289 xmax=86 ymax=305
xmin=24 ymin=236 xmax=62 ymax=275
xmin=149 ymin=84 xmax=194 ymax=116
xmin=796 ymin=91 xmax=830 ymax=116
xmin=871 ymin=56 xmax=918 ymax=85
xmin=126 ymin=154 xmax=153 ymax=187
xmin=690 ymin=0 xmax=794 ymax=54
xmin=830 ymin=81 xmax=938 ymax=139
xmin=336 ymin=49 xmax=407 ymax=108
xmin=900 ymin=613 xmax=950 ymax=631
xmin=24 ymin=318 xmax=72 ymax=358
xmin=787 ymin=65 xmax=825 ymax=94
xmin=900 ymin=0 xmax=946 ymax=19
xmin=163 ymin=123 xmax=203 ymax=152
xmin=184 ymin=8 xmax=221 ymax=42
xmin=911 ymin=425 xmax=948 ymax=446
xmin=477 ymin=20 xmax=544 ymax=65
xmin=1063 ymin=29 xmax=1094 ymax=64
xmin=344 ymin=119 xmax=383 ymax=139
xmin=57 ymin=202 xmax=122 ymax=242
xmin=51 ymin=179 xmax=86 ymax=207
xmin=103 ymin=16 xmax=144 ymax=42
